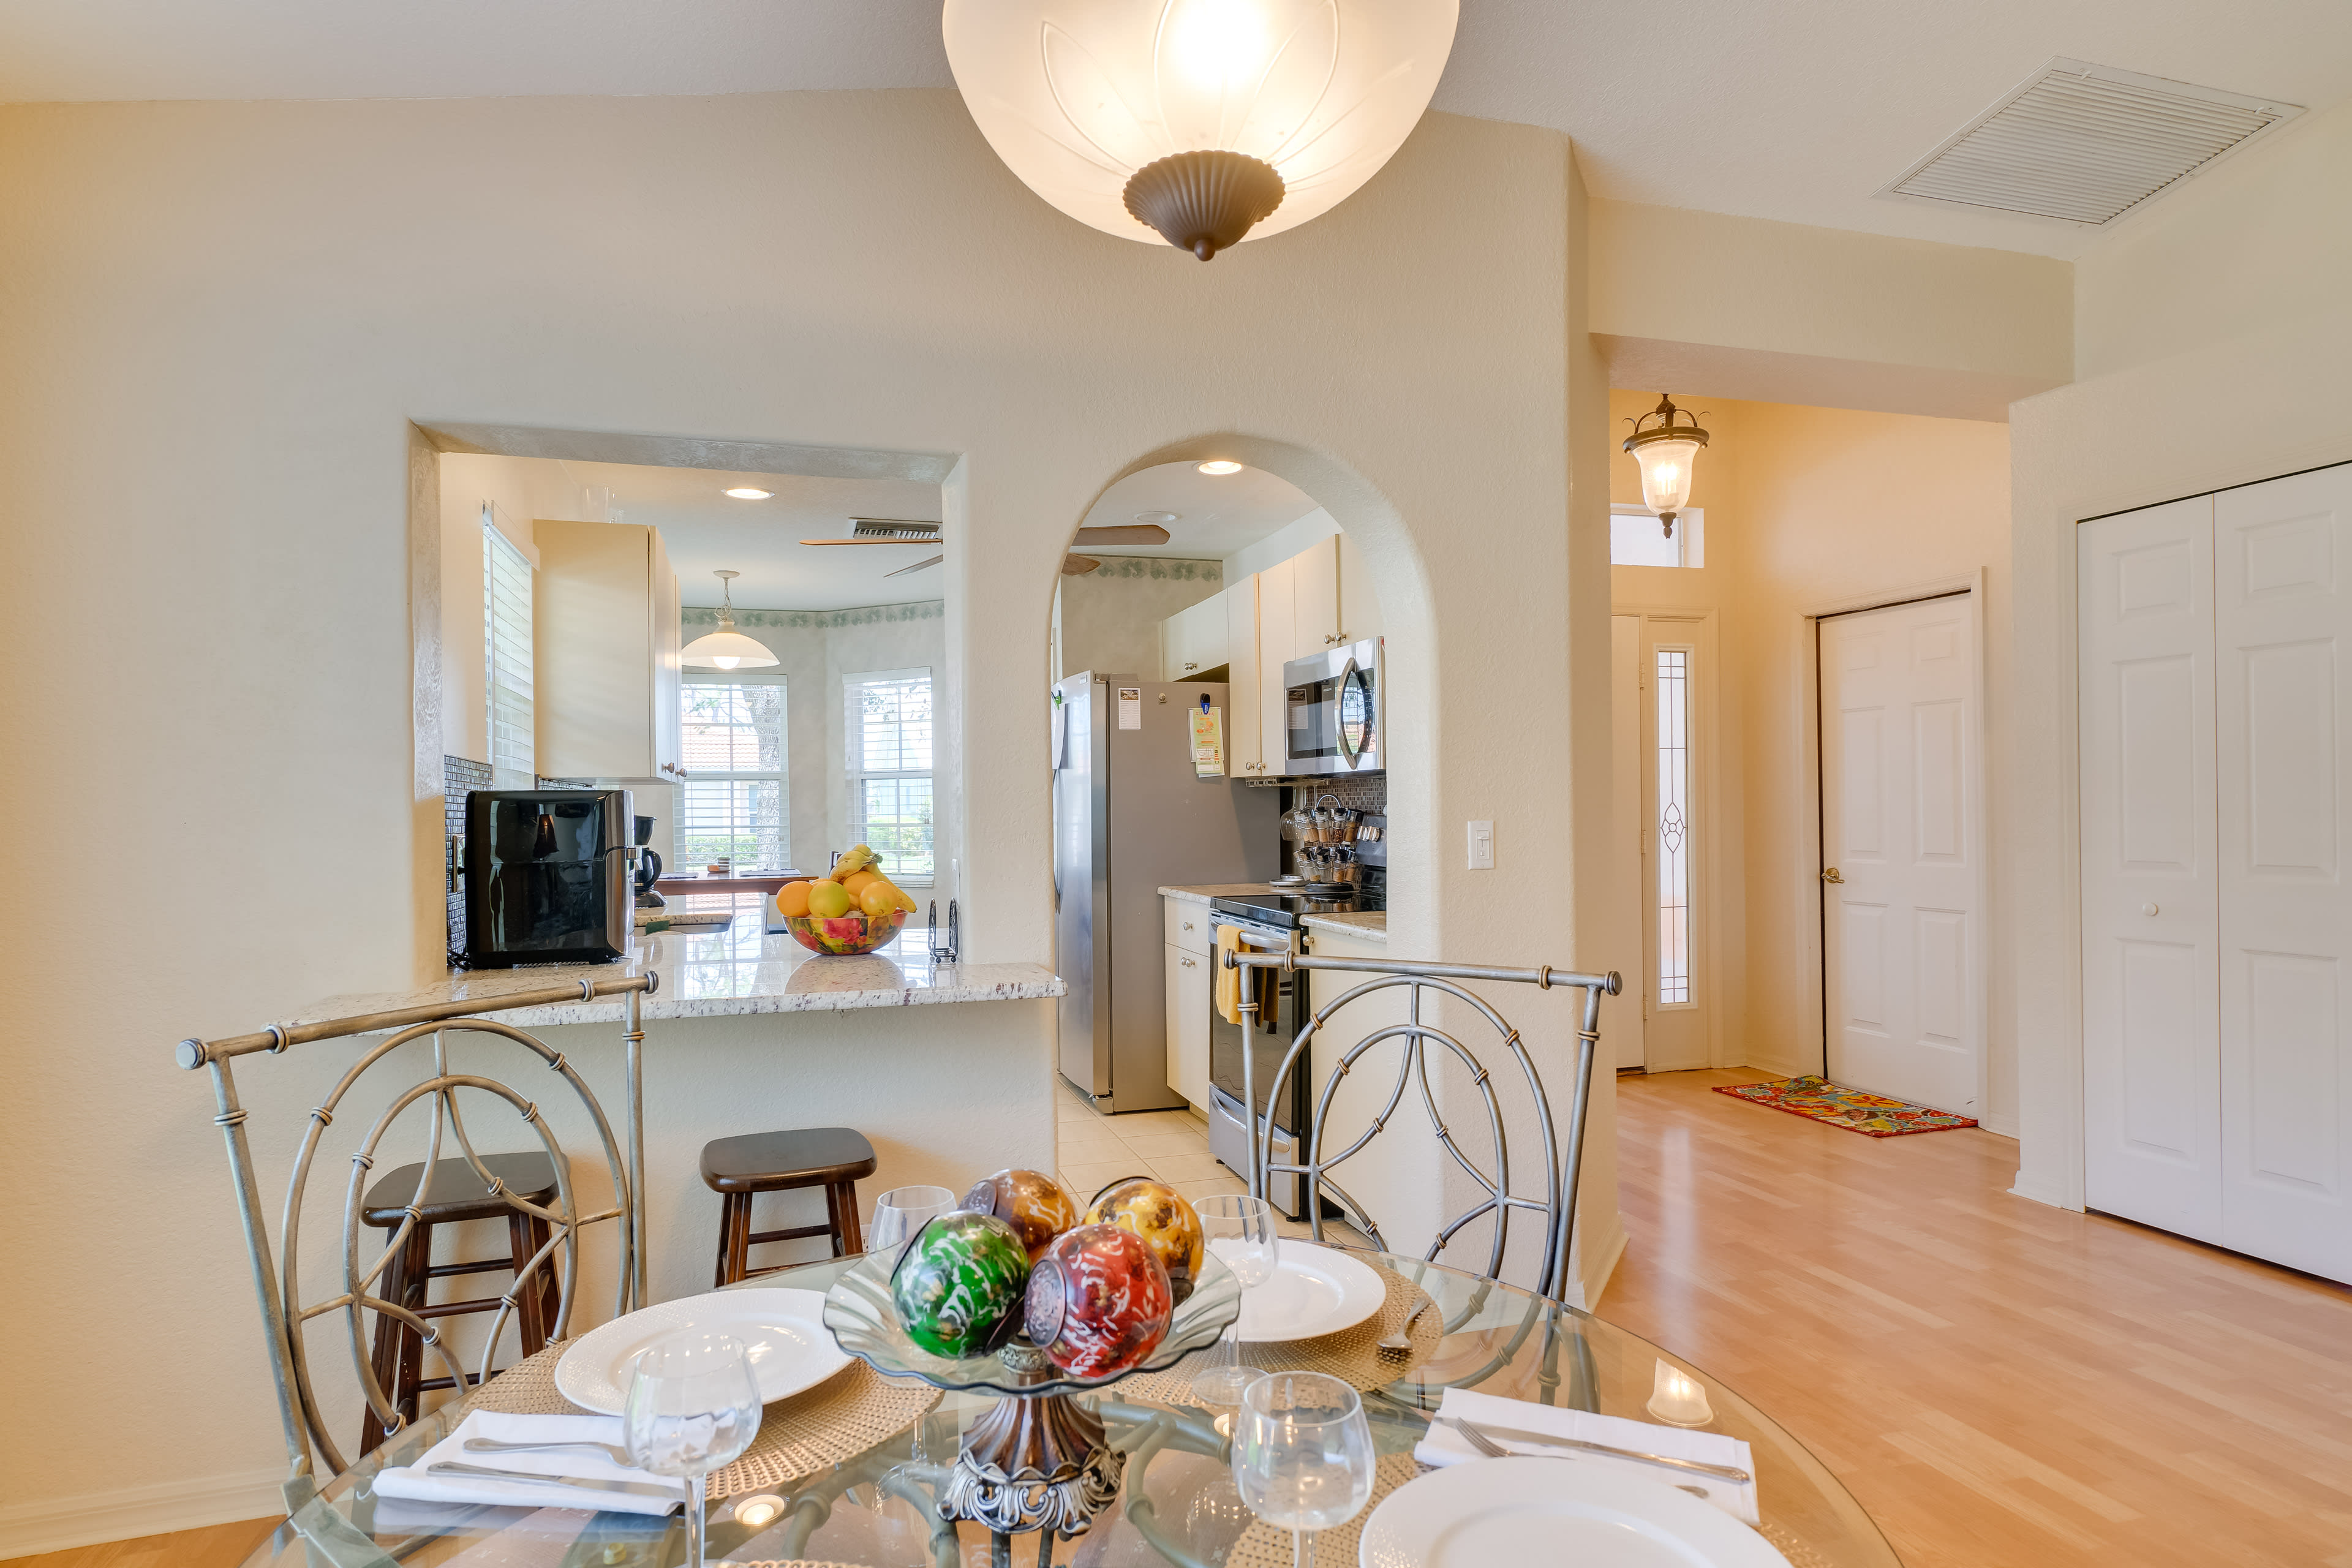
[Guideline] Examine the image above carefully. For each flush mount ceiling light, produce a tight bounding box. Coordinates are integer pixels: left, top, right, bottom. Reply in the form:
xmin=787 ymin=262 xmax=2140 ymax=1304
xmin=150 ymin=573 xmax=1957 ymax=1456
xmin=1197 ymin=460 xmax=1243 ymax=475
xmin=680 ymin=570 xmax=778 ymax=671
xmin=943 ymin=0 xmax=1459 ymax=261
xmin=723 ymin=486 xmax=774 ymax=500
xmin=1622 ymin=394 xmax=1708 ymax=539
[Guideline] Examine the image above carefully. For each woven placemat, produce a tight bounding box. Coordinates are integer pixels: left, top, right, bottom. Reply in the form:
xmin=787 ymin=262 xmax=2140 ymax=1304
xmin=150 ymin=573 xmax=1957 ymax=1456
xmin=465 ymin=1338 xmax=939 ymax=1499
xmin=1117 ymin=1264 xmax=1439 ymax=1404
xmin=1228 ymin=1450 xmax=1419 ymax=1568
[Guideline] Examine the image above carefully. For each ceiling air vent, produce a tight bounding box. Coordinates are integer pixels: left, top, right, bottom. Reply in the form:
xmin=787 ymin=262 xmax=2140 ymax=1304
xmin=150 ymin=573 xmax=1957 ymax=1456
xmin=1877 ymin=58 xmax=2302 ymax=226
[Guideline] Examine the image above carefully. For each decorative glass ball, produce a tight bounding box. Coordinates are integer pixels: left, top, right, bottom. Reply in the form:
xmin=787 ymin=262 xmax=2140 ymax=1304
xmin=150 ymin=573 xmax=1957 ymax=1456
xmin=1084 ymin=1177 xmax=1204 ymax=1303
xmin=1024 ymin=1223 xmax=1174 ymax=1377
xmin=962 ymin=1168 xmax=1080 ymax=1263
xmin=889 ymin=1211 xmax=1031 ymax=1359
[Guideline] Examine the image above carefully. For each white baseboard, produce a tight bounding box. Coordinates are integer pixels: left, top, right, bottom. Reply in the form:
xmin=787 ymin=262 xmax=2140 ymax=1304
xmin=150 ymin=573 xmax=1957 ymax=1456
xmin=1735 ymin=1055 xmax=1811 ymax=1082
xmin=2008 ymin=1169 xmax=2073 ymax=1210
xmin=0 ymin=1467 xmax=285 ymax=1558
xmin=1572 ymin=1217 xmax=1630 ymax=1311
xmin=1978 ymin=1112 xmax=2019 ymax=1138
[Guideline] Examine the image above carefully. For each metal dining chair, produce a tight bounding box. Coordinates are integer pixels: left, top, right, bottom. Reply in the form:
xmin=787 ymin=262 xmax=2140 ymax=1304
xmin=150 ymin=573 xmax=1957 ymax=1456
xmin=174 ymin=973 xmax=654 ymax=1517
xmin=1227 ymin=949 xmax=1618 ymax=1304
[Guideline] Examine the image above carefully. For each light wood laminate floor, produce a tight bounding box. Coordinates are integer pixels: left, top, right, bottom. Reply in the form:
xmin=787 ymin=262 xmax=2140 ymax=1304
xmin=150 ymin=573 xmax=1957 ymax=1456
xmin=2 ymin=1519 xmax=277 ymax=1568
xmin=1605 ymin=1069 xmax=2352 ymax=1568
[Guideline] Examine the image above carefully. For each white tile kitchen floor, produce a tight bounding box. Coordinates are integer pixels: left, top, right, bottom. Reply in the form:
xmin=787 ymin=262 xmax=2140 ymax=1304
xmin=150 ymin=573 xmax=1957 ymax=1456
xmin=1055 ymin=1078 xmax=1366 ymax=1245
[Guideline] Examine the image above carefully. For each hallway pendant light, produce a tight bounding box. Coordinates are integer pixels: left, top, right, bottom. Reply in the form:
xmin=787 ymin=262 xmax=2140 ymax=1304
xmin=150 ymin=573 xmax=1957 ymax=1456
xmin=680 ymin=570 xmax=778 ymax=671
xmin=942 ymin=0 xmax=1460 ymax=261
xmin=1623 ymin=394 xmax=1709 ymax=538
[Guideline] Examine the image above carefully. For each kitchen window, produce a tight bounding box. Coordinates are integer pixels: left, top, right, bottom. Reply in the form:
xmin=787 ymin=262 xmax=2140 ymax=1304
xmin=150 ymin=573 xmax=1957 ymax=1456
xmin=844 ymin=668 xmax=933 ymax=884
xmin=679 ymin=675 xmax=789 ymax=871
xmin=484 ymin=516 xmax=535 ymax=788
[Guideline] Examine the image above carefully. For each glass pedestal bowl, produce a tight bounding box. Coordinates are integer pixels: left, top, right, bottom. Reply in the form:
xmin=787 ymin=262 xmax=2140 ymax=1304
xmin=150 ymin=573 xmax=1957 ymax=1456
xmin=823 ymin=1249 xmax=1239 ymax=1545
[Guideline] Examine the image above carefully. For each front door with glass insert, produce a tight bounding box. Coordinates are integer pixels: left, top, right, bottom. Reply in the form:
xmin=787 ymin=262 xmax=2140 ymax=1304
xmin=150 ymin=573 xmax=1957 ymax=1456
xmin=1627 ymin=613 xmax=1711 ymax=1071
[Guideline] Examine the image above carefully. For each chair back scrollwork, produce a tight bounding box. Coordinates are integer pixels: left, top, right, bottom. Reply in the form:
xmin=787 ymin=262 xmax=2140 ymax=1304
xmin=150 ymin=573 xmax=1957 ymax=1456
xmin=176 ymin=975 xmax=654 ymax=1507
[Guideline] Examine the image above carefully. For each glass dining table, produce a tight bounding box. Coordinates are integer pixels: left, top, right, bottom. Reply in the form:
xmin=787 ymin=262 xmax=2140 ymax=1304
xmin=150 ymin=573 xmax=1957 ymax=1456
xmin=243 ymin=1251 xmax=1898 ymax=1568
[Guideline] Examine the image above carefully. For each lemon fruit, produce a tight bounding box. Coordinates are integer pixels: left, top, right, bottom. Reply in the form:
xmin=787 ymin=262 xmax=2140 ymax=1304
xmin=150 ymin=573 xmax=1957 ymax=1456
xmin=774 ymin=880 xmax=813 ymax=918
xmin=807 ymin=881 xmax=854 ymax=919
xmin=858 ymin=881 xmax=900 ymax=919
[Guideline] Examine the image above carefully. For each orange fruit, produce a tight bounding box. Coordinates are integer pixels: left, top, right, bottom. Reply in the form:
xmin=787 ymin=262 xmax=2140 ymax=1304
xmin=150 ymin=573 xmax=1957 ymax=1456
xmin=842 ymin=869 xmax=884 ymax=898
xmin=807 ymin=880 xmax=854 ymax=919
xmin=858 ymin=881 xmax=899 ymax=919
xmin=774 ymin=880 xmax=813 ymax=918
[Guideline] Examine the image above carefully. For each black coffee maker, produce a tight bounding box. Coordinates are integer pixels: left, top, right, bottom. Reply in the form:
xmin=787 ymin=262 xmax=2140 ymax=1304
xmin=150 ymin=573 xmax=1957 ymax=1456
xmin=633 ymin=815 xmax=665 ymax=910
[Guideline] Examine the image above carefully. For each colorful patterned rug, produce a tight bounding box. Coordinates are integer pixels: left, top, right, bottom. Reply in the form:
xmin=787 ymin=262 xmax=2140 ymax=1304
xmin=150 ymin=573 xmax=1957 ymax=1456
xmin=1713 ymin=1075 xmax=1978 ymax=1137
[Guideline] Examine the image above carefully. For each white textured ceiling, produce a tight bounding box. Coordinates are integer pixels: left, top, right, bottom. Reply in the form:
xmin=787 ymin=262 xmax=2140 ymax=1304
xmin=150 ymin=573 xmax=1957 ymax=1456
xmin=4 ymin=2 xmax=2344 ymax=257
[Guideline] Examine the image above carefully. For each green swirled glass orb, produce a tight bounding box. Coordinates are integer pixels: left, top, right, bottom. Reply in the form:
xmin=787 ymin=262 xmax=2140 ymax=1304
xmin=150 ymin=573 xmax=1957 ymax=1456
xmin=889 ymin=1210 xmax=1031 ymax=1359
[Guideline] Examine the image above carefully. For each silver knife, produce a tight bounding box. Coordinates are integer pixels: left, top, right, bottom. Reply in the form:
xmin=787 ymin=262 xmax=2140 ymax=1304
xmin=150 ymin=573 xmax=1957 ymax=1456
xmin=1440 ymin=1417 xmax=1752 ymax=1483
xmin=423 ymin=1460 xmax=687 ymax=1510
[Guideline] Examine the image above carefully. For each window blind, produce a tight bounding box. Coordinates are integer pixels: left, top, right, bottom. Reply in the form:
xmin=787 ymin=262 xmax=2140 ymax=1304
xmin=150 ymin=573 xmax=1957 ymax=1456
xmin=679 ymin=676 xmax=790 ymax=871
xmin=843 ymin=668 xmax=933 ymax=884
xmin=484 ymin=518 xmax=535 ymax=789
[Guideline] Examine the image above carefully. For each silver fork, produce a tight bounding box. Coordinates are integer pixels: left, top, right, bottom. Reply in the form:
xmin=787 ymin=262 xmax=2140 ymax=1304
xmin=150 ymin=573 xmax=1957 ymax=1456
xmin=463 ymin=1436 xmax=636 ymax=1467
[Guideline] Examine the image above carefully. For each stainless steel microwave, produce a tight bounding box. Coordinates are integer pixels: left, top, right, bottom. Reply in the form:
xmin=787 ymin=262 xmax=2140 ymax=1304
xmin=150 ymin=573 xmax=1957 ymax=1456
xmin=1282 ymin=638 xmax=1381 ymax=776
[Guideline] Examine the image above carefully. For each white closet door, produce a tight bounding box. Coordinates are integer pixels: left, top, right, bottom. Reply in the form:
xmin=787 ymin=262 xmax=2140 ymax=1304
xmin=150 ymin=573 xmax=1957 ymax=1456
xmin=2078 ymin=497 xmax=2221 ymax=1242
xmin=2216 ymin=466 xmax=2352 ymax=1281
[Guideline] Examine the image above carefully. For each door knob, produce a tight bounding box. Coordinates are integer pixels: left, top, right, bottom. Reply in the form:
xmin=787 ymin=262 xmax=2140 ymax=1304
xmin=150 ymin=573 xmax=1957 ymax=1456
xmin=1821 ymin=867 xmax=1844 ymax=884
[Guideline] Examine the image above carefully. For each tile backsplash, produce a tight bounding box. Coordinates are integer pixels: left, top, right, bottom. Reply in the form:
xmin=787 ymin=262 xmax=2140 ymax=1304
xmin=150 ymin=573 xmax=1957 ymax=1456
xmin=443 ymin=755 xmax=492 ymax=959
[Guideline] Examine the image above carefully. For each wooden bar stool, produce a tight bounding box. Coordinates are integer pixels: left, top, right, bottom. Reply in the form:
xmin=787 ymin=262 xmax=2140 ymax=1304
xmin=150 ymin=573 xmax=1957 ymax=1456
xmin=358 ymin=1150 xmax=562 ymax=1455
xmin=701 ymin=1128 xmax=878 ymax=1286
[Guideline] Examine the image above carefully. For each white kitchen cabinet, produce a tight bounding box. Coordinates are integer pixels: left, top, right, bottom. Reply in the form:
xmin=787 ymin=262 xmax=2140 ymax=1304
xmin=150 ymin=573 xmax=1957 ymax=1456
xmin=1293 ymin=534 xmax=1341 ymax=658
xmin=2079 ymin=462 xmax=2352 ymax=1284
xmin=534 ymin=519 xmax=684 ymax=782
xmin=1224 ymin=577 xmax=1267 ymax=777
xmin=1161 ymin=592 xmax=1229 ymax=680
xmin=1336 ymin=528 xmax=1383 ymax=644
xmin=1257 ymin=556 xmax=1296 ymax=771
xmin=1165 ymin=938 xmax=1212 ymax=1107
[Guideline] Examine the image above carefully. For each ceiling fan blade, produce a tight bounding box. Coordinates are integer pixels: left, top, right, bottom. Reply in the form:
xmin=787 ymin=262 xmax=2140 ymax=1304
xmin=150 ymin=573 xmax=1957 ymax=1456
xmin=884 ymin=554 xmax=945 ymax=579
xmin=799 ymin=537 xmax=938 ymax=546
xmin=1061 ymin=554 xmax=1101 ymax=576
xmin=1072 ymin=524 xmax=1170 ymax=546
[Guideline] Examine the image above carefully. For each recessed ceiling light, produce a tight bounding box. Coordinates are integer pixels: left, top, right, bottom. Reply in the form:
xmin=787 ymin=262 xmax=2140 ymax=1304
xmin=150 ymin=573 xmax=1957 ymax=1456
xmin=724 ymin=486 xmax=774 ymax=500
xmin=1134 ymin=510 xmax=1180 ymax=524
xmin=1197 ymin=461 xmax=1243 ymax=476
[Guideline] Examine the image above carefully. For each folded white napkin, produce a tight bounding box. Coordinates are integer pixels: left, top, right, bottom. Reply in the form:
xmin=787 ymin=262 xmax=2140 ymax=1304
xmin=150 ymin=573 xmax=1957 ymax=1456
xmin=1412 ymin=1387 xmax=1760 ymax=1526
xmin=372 ymin=1409 xmax=687 ymax=1517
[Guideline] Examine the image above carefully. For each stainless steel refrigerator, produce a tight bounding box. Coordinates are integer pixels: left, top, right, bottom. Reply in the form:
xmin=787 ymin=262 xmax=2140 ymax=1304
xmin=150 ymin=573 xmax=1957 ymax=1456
xmin=1054 ymin=671 xmax=1278 ymax=1112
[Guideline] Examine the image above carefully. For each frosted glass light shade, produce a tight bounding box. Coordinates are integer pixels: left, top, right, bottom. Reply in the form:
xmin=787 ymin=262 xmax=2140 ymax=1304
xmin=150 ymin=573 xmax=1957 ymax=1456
xmin=944 ymin=0 xmax=1459 ymax=255
xmin=1629 ymin=435 xmax=1702 ymax=517
xmin=681 ymin=619 xmax=778 ymax=671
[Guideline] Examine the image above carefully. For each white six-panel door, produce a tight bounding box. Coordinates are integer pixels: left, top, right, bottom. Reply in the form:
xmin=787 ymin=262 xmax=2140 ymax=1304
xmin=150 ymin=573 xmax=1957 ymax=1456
xmin=2078 ymin=497 xmax=2223 ymax=1243
xmin=2214 ymin=467 xmax=2352 ymax=1281
xmin=1819 ymin=595 xmax=1982 ymax=1116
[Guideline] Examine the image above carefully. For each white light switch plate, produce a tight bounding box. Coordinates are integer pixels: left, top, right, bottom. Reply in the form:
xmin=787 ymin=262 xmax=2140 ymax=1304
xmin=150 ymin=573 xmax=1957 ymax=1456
xmin=1468 ymin=820 xmax=1494 ymax=870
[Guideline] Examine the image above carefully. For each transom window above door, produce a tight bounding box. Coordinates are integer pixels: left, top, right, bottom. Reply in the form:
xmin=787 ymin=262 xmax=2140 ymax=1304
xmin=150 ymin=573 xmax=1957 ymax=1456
xmin=1611 ymin=505 xmax=1705 ymax=568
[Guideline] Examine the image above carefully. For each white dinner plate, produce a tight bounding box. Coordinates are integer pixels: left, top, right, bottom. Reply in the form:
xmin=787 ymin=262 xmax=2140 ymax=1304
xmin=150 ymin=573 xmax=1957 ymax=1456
xmin=1231 ymin=1241 xmax=1386 ymax=1341
xmin=554 ymin=1287 xmax=851 ymax=1415
xmin=1358 ymin=1458 xmax=1789 ymax=1568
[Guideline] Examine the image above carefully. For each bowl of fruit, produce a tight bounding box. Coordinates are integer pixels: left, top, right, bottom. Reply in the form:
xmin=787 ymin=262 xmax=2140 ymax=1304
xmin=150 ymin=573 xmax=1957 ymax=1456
xmin=774 ymin=844 xmax=919 ymax=956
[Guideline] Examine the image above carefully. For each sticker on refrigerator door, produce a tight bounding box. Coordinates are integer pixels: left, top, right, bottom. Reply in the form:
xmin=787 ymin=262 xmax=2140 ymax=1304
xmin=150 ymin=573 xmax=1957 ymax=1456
xmin=1117 ymin=687 xmax=1142 ymax=729
xmin=1192 ymin=707 xmax=1225 ymax=777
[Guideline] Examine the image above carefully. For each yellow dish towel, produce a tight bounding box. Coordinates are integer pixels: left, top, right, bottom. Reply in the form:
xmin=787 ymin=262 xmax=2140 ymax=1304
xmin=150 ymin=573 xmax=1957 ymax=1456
xmin=1215 ymin=925 xmax=1245 ymax=1026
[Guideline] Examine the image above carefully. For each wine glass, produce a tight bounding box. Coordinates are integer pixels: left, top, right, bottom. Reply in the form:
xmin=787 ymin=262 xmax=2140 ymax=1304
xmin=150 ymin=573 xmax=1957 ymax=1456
xmin=1231 ymin=1371 xmax=1376 ymax=1568
xmin=1190 ymin=1193 xmax=1278 ymax=1407
xmin=869 ymin=1184 xmax=959 ymax=1264
xmin=622 ymin=1332 xmax=763 ymax=1568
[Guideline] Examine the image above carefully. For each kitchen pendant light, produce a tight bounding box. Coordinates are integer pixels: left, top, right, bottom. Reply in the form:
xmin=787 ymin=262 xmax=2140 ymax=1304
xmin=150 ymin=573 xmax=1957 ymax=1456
xmin=679 ymin=570 xmax=778 ymax=671
xmin=943 ymin=0 xmax=1459 ymax=261
xmin=1622 ymin=394 xmax=1709 ymax=539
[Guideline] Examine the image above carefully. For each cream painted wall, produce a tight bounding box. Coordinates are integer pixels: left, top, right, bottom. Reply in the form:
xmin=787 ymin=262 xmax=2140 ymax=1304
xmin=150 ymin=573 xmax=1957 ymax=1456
xmin=1591 ymin=200 xmax=2072 ymax=422
xmin=2009 ymin=94 xmax=2352 ymax=1208
xmin=1056 ymin=557 xmax=1221 ymax=680
xmin=2075 ymin=96 xmax=2352 ymax=382
xmin=0 ymin=90 xmax=1615 ymax=1539
xmin=1609 ymin=392 xmax=2016 ymax=1131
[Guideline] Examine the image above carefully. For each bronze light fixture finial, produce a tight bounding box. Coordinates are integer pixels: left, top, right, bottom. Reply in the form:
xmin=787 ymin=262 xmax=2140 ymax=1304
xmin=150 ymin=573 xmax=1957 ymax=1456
xmin=1622 ymin=393 xmax=1710 ymax=538
xmin=1121 ymin=150 xmax=1287 ymax=261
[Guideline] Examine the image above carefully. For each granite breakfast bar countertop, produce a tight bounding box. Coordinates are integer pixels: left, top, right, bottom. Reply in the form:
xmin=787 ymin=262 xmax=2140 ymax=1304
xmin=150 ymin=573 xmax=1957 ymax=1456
xmin=292 ymin=893 xmax=1063 ymax=1030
